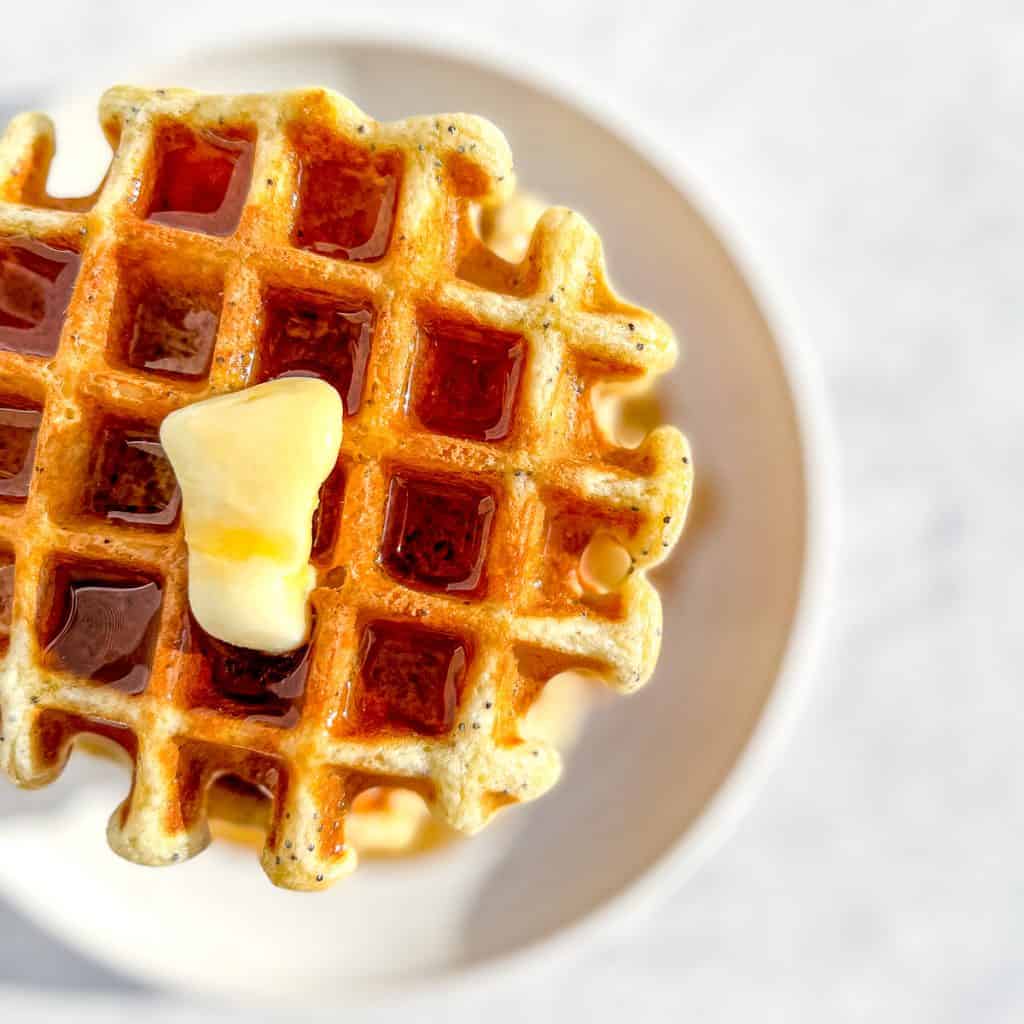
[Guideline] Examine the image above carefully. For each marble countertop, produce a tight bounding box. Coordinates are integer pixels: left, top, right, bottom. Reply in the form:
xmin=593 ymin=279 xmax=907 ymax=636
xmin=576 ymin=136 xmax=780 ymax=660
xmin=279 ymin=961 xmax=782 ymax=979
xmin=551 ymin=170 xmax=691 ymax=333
xmin=1 ymin=2 xmax=1018 ymax=1020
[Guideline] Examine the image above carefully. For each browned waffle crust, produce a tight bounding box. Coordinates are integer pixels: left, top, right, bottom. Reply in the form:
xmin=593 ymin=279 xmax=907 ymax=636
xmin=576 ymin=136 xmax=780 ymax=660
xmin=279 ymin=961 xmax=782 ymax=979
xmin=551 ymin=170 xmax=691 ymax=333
xmin=0 ymin=86 xmax=692 ymax=889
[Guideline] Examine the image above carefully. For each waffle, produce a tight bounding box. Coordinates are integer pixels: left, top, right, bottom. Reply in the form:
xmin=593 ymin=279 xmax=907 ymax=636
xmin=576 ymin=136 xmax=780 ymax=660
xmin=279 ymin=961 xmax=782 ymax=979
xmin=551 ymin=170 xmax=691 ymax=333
xmin=210 ymin=655 xmax=594 ymax=859
xmin=209 ymin=776 xmax=445 ymax=858
xmin=0 ymin=86 xmax=693 ymax=889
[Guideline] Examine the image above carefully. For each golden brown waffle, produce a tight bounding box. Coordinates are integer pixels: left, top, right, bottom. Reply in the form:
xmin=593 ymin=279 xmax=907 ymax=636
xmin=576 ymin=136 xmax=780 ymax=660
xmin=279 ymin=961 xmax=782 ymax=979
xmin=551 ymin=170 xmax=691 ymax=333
xmin=0 ymin=86 xmax=692 ymax=889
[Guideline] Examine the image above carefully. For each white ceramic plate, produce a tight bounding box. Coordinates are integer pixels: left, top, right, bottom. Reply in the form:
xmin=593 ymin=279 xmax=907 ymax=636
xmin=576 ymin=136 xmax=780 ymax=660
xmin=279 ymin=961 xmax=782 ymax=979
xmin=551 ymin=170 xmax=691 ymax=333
xmin=0 ymin=36 xmax=836 ymax=1007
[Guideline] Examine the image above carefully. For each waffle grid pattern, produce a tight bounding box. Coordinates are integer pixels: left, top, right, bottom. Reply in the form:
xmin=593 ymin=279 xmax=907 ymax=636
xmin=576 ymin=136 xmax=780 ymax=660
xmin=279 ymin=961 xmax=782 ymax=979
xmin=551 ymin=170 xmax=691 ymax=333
xmin=0 ymin=86 xmax=692 ymax=889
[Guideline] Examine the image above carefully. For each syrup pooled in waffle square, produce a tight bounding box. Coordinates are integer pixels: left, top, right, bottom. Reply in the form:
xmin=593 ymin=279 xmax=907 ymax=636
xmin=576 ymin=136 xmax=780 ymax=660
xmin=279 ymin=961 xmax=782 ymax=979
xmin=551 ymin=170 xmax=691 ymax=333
xmin=0 ymin=86 xmax=693 ymax=889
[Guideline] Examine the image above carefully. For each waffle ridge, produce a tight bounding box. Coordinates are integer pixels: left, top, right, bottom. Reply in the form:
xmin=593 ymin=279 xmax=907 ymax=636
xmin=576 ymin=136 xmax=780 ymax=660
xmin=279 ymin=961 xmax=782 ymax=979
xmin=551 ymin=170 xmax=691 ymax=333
xmin=0 ymin=86 xmax=693 ymax=889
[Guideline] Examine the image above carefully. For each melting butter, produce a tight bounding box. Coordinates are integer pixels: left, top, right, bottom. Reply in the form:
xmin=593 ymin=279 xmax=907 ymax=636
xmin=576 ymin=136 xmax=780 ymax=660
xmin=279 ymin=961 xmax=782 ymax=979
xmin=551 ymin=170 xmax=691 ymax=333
xmin=160 ymin=378 xmax=343 ymax=653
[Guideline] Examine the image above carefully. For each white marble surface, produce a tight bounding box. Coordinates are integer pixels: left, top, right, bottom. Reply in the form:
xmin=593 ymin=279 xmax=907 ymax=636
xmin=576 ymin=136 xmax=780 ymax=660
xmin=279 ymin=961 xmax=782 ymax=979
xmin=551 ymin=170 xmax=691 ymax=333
xmin=1 ymin=1 xmax=1019 ymax=1020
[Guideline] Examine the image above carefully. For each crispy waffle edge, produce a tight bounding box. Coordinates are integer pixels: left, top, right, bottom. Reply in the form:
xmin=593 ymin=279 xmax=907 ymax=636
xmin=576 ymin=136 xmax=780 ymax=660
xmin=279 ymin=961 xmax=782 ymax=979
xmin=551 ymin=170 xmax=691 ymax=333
xmin=0 ymin=85 xmax=693 ymax=890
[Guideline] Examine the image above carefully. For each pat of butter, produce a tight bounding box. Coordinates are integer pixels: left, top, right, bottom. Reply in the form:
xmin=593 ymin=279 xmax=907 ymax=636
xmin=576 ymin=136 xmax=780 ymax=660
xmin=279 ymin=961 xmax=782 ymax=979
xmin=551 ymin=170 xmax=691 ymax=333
xmin=160 ymin=378 xmax=343 ymax=653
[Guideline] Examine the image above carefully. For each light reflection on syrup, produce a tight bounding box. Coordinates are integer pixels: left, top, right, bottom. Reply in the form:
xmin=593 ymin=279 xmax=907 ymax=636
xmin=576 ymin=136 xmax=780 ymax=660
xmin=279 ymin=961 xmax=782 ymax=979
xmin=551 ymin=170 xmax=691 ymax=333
xmin=0 ymin=402 xmax=41 ymax=501
xmin=88 ymin=422 xmax=180 ymax=528
xmin=183 ymin=615 xmax=310 ymax=727
xmin=355 ymin=620 xmax=469 ymax=736
xmin=43 ymin=570 xmax=163 ymax=695
xmin=311 ymin=462 xmax=345 ymax=565
xmin=413 ymin=320 xmax=524 ymax=442
xmin=380 ymin=472 xmax=494 ymax=595
xmin=147 ymin=127 xmax=254 ymax=237
xmin=293 ymin=155 xmax=400 ymax=262
xmin=0 ymin=238 xmax=80 ymax=358
xmin=123 ymin=285 xmax=220 ymax=380
xmin=258 ymin=292 xmax=373 ymax=414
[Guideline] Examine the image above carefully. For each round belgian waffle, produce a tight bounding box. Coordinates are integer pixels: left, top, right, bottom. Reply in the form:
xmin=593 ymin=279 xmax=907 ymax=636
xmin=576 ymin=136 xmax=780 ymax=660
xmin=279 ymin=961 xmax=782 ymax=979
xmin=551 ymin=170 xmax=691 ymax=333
xmin=0 ymin=86 xmax=692 ymax=890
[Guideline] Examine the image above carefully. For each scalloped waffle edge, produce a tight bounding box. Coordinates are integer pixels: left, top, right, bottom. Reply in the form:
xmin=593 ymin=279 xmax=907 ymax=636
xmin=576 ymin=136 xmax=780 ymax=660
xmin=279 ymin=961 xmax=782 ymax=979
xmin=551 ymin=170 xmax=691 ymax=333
xmin=0 ymin=86 xmax=692 ymax=890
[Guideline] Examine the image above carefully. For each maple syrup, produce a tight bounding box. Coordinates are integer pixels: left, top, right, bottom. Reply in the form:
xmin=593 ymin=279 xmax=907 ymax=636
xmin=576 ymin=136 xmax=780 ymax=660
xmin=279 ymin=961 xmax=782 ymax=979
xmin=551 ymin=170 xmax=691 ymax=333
xmin=41 ymin=564 xmax=163 ymax=695
xmin=0 ymin=238 xmax=80 ymax=358
xmin=87 ymin=420 xmax=180 ymax=528
xmin=311 ymin=462 xmax=345 ymax=565
xmin=380 ymin=472 xmax=495 ymax=595
xmin=413 ymin=320 xmax=524 ymax=441
xmin=0 ymin=551 xmax=13 ymax=653
xmin=0 ymin=401 xmax=41 ymax=501
xmin=184 ymin=615 xmax=310 ymax=727
xmin=293 ymin=152 xmax=400 ymax=261
xmin=147 ymin=126 xmax=254 ymax=236
xmin=258 ymin=290 xmax=373 ymax=414
xmin=356 ymin=620 xmax=469 ymax=735
xmin=117 ymin=278 xmax=220 ymax=379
